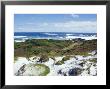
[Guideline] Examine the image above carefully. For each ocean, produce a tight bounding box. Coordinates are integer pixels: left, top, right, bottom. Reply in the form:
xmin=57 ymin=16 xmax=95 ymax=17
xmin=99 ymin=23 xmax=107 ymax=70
xmin=14 ymin=32 xmax=97 ymax=42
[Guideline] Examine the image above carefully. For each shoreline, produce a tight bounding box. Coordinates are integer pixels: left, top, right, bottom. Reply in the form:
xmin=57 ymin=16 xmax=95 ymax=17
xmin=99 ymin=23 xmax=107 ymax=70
xmin=14 ymin=37 xmax=97 ymax=43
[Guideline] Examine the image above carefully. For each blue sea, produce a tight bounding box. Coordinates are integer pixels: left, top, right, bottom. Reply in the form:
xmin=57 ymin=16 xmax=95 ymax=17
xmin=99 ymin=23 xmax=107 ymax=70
xmin=14 ymin=32 xmax=97 ymax=42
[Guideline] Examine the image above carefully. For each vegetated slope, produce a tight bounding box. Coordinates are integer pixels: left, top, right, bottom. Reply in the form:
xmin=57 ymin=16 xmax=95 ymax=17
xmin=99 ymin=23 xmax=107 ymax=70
xmin=14 ymin=39 xmax=97 ymax=58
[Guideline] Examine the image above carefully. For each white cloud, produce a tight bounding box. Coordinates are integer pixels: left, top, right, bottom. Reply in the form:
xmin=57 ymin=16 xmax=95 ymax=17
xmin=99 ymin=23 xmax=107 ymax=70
xmin=53 ymin=21 xmax=96 ymax=29
xmin=16 ymin=20 xmax=96 ymax=33
xmin=33 ymin=22 xmax=49 ymax=28
xmin=16 ymin=27 xmax=24 ymax=30
xmin=35 ymin=20 xmax=96 ymax=28
xmin=25 ymin=18 xmax=96 ymax=31
xmin=42 ymin=23 xmax=48 ymax=26
xmin=71 ymin=14 xmax=79 ymax=18
xmin=36 ymin=20 xmax=97 ymax=32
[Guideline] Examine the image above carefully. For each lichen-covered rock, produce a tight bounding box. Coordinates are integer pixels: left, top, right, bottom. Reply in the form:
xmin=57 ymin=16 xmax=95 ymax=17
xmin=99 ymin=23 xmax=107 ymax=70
xmin=16 ymin=64 xmax=50 ymax=76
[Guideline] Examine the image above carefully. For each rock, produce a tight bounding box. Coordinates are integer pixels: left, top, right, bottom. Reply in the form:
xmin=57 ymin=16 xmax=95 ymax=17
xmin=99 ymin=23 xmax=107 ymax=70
xmin=74 ymin=56 xmax=78 ymax=60
xmin=15 ymin=64 xmax=26 ymax=76
xmin=15 ymin=64 xmax=50 ymax=76
xmin=63 ymin=73 xmax=67 ymax=76
xmin=79 ymin=62 xmax=84 ymax=67
xmin=57 ymin=67 xmax=82 ymax=76
xmin=68 ymin=68 xmax=82 ymax=76
xmin=57 ymin=70 xmax=62 ymax=74
xmin=39 ymin=54 xmax=49 ymax=63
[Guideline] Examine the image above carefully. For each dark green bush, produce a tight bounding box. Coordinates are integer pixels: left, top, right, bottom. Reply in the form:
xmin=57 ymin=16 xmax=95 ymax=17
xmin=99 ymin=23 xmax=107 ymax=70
xmin=39 ymin=54 xmax=49 ymax=62
xmin=62 ymin=56 xmax=70 ymax=61
xmin=55 ymin=60 xmax=64 ymax=65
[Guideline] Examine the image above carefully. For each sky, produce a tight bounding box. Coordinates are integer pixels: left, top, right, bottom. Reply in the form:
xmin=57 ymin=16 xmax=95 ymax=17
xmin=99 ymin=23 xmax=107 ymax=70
xmin=14 ymin=14 xmax=97 ymax=33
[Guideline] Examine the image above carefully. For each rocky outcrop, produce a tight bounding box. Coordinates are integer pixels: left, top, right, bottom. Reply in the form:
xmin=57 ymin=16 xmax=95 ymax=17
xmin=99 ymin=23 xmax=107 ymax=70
xmin=15 ymin=64 xmax=50 ymax=76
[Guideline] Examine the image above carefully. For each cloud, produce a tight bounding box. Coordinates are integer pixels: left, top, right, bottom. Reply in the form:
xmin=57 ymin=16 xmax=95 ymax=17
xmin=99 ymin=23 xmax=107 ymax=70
xmin=53 ymin=21 xmax=96 ymax=29
xmin=51 ymin=20 xmax=96 ymax=32
xmin=26 ymin=22 xmax=48 ymax=27
xmin=71 ymin=14 xmax=79 ymax=18
xmin=16 ymin=20 xmax=96 ymax=33
xmin=41 ymin=23 xmax=48 ymax=26
xmin=16 ymin=27 xmax=24 ymax=30
xmin=35 ymin=20 xmax=96 ymax=32
xmin=34 ymin=20 xmax=96 ymax=28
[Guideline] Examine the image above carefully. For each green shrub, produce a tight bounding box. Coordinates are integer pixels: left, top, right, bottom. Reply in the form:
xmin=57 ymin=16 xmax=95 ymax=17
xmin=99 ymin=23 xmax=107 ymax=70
xmin=39 ymin=54 xmax=49 ymax=62
xmin=14 ymin=39 xmax=97 ymax=58
xmin=50 ymin=57 xmax=56 ymax=61
xmin=14 ymin=42 xmax=21 ymax=49
xmin=62 ymin=56 xmax=70 ymax=61
xmin=55 ymin=60 xmax=64 ymax=65
xmin=89 ymin=58 xmax=97 ymax=63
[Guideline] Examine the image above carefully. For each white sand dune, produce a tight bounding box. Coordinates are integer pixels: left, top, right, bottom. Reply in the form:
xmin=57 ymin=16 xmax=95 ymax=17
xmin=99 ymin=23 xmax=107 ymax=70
xmin=14 ymin=51 xmax=97 ymax=76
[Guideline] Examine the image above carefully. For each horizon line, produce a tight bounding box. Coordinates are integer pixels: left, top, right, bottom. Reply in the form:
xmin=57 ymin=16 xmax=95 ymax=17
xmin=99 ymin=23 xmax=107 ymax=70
xmin=14 ymin=32 xmax=97 ymax=33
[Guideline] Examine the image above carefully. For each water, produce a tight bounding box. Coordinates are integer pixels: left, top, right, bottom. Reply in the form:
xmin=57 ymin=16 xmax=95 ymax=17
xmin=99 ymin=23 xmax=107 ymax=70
xmin=14 ymin=32 xmax=97 ymax=42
